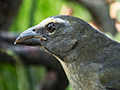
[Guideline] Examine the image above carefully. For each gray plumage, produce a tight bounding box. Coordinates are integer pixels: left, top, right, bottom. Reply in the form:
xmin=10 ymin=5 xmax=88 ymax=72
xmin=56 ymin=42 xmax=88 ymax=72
xmin=14 ymin=15 xmax=120 ymax=90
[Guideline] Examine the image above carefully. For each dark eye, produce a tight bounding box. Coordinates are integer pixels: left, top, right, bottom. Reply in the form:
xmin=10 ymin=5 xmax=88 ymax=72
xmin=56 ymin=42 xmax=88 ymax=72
xmin=47 ymin=23 xmax=55 ymax=32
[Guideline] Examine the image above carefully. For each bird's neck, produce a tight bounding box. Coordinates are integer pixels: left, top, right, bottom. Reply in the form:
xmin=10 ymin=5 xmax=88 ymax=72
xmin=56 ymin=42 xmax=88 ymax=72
xmin=54 ymin=56 xmax=105 ymax=90
xmin=53 ymin=31 xmax=120 ymax=90
xmin=53 ymin=29 xmax=120 ymax=90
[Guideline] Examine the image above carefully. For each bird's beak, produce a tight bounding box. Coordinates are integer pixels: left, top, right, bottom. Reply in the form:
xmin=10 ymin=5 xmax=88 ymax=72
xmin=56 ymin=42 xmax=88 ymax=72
xmin=14 ymin=26 xmax=46 ymax=46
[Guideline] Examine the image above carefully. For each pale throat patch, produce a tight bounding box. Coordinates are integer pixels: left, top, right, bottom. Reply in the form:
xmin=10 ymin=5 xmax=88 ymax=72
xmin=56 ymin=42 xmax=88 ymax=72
xmin=37 ymin=17 xmax=70 ymax=28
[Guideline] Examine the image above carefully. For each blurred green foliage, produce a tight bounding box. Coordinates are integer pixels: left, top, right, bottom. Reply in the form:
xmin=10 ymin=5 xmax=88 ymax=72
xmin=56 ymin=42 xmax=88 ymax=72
xmin=0 ymin=64 xmax=17 ymax=90
xmin=10 ymin=0 xmax=62 ymax=31
xmin=10 ymin=0 xmax=91 ymax=32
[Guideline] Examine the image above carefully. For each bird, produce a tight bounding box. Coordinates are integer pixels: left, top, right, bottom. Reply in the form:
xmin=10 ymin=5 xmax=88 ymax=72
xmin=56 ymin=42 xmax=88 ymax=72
xmin=14 ymin=15 xmax=120 ymax=90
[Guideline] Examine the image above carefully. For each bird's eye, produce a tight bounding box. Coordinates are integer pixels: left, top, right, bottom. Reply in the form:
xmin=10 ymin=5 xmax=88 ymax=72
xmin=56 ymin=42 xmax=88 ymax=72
xmin=47 ymin=23 xmax=55 ymax=32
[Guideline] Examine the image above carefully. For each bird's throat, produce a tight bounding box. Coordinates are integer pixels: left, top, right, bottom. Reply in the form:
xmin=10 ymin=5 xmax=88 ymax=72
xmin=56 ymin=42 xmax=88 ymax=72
xmin=54 ymin=54 xmax=105 ymax=90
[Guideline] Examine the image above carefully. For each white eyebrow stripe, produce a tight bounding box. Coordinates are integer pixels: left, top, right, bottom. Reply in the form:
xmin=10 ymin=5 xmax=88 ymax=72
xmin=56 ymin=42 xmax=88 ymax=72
xmin=37 ymin=17 xmax=70 ymax=27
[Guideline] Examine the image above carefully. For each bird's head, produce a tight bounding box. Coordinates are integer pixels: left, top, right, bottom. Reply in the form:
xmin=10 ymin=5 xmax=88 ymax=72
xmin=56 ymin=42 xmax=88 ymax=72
xmin=14 ymin=15 xmax=94 ymax=62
